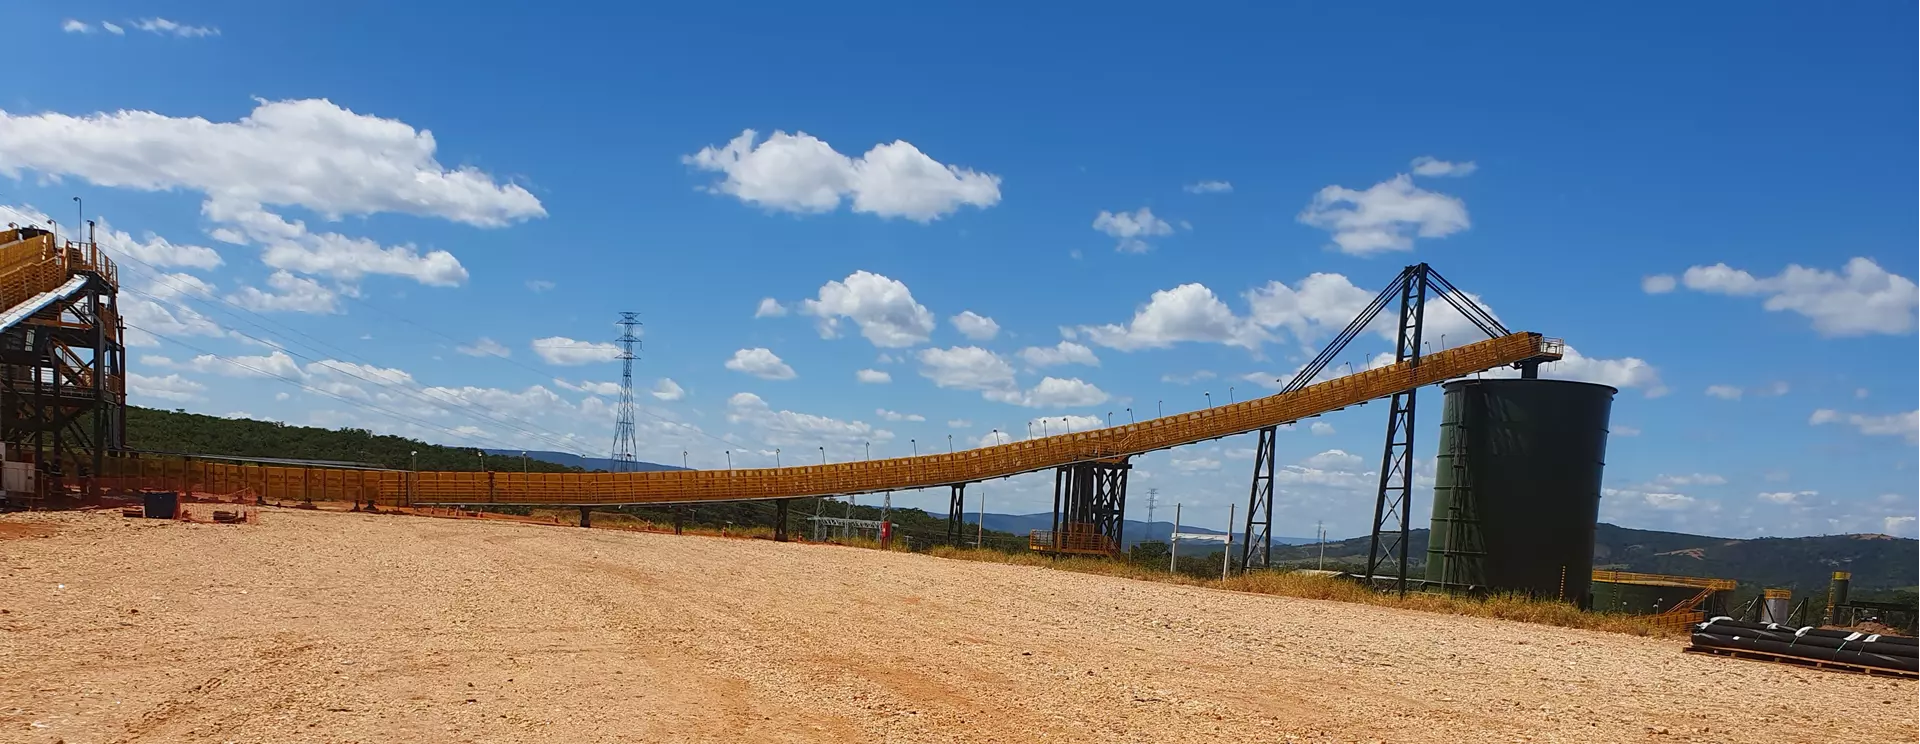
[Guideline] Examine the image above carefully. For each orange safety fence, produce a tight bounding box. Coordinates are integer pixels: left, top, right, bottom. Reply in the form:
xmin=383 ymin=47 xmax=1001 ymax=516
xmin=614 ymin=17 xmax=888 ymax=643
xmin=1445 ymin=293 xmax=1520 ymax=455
xmin=70 ymin=332 xmax=1558 ymax=508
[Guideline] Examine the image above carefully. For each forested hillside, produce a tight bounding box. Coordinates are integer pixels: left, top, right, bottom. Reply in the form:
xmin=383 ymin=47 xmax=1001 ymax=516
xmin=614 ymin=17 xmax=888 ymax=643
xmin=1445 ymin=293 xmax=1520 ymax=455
xmin=125 ymin=407 xmax=584 ymax=473
xmin=1264 ymin=523 xmax=1917 ymax=595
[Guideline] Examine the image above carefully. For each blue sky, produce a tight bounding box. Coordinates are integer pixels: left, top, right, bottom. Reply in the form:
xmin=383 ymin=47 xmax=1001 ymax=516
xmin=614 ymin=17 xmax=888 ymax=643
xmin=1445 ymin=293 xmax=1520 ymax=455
xmin=4 ymin=2 xmax=1914 ymax=539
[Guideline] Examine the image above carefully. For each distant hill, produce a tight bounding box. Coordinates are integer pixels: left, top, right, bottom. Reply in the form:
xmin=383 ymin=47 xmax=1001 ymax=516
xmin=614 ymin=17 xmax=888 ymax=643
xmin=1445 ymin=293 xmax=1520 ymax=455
xmin=485 ymin=449 xmax=682 ymax=473
xmin=1262 ymin=523 xmax=1918 ymax=595
xmin=125 ymin=407 xmax=580 ymax=473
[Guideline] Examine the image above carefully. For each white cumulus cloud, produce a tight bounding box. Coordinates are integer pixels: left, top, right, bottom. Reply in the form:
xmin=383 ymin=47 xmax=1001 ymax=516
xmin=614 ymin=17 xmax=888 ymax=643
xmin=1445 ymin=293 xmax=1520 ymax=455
xmin=1676 ymin=258 xmax=1917 ymax=336
xmin=1297 ymin=173 xmax=1469 ymax=255
xmin=1018 ymin=341 xmax=1099 ymax=368
xmin=228 ymin=270 xmax=339 ymax=313
xmin=916 ymin=346 xmax=1016 ymax=391
xmin=0 ymin=98 xmax=543 ymax=287
xmin=651 ymin=378 xmax=686 ymax=401
xmin=135 ymin=18 xmax=219 ymax=37
xmin=1810 ymin=408 xmax=1918 ymax=443
xmin=855 ymin=368 xmax=892 ymax=384
xmin=876 ymin=408 xmax=925 ymax=422
xmin=128 ymin=372 xmax=205 ymax=402
xmin=950 ymin=310 xmax=1000 ymax=341
xmin=725 ymin=392 xmax=892 ymax=453
xmin=1408 ymin=156 xmax=1477 ymax=177
xmin=754 ymin=298 xmax=788 ymax=318
xmin=683 ymin=129 xmax=1000 ymax=222
xmin=531 ymin=336 xmax=623 ymax=366
xmin=988 ymin=377 xmax=1110 ymax=408
xmin=724 ymin=348 xmax=797 ymax=380
xmin=800 ymin=270 xmax=936 ymax=348
xmin=1076 ymin=283 xmax=1263 ymax=351
xmin=1093 ymin=207 xmax=1174 ymax=253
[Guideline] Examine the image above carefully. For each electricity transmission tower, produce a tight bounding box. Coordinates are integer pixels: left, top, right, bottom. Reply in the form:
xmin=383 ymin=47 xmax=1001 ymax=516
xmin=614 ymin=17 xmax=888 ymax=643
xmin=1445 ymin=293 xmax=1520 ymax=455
xmin=610 ymin=312 xmax=641 ymax=472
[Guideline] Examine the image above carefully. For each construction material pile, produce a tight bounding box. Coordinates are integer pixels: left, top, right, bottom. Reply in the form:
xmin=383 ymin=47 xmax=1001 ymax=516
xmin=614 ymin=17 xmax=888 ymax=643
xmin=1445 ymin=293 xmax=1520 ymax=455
xmin=1692 ymin=617 xmax=1917 ymax=674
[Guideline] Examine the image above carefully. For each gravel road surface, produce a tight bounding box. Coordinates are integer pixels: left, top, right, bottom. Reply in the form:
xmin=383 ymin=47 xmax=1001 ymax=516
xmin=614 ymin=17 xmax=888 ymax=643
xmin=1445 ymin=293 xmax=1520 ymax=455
xmin=2 ymin=509 xmax=1912 ymax=743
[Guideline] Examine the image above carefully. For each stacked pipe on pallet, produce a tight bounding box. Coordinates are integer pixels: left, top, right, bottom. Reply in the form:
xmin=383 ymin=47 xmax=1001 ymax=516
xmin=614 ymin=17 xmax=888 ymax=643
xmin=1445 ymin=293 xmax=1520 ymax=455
xmin=1692 ymin=617 xmax=1917 ymax=673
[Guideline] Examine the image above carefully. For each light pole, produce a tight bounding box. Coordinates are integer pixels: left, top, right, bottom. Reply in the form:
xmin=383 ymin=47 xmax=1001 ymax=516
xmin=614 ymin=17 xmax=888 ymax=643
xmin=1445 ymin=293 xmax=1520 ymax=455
xmin=726 ymin=450 xmax=732 ymax=469
xmin=1229 ymin=386 xmax=1235 ymax=403
xmin=1040 ymin=419 xmax=1049 ymax=437
xmin=521 ymin=451 xmax=528 ymax=474
xmin=1126 ymin=407 xmax=1134 ymax=423
xmin=1027 ymin=422 xmax=1034 ymax=440
xmin=1204 ymin=391 xmax=1212 ymax=408
xmin=682 ymin=450 xmax=688 ymax=469
xmin=1157 ymin=400 xmax=1163 ymax=417
xmin=1062 ymin=416 xmax=1072 ymax=433
xmin=1106 ymin=411 xmax=1112 ymax=427
xmin=477 ymin=450 xmax=485 ymax=471
xmin=865 ymin=441 xmax=871 ymax=461
xmin=911 ymin=439 xmax=917 ymax=456
xmin=774 ymin=448 xmax=780 ymax=467
xmin=947 ymin=434 xmax=953 ymax=453
xmin=409 ymin=450 xmax=418 ymax=505
xmin=818 ymin=446 xmax=826 ymax=465
xmin=992 ymin=429 xmax=1002 ymax=445
xmin=72 ymin=197 xmax=82 ymax=244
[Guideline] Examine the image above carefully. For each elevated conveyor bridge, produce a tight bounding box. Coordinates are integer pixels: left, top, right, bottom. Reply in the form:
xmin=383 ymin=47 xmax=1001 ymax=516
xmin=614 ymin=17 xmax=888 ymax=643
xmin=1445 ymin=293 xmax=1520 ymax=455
xmin=88 ymin=331 xmax=1562 ymax=506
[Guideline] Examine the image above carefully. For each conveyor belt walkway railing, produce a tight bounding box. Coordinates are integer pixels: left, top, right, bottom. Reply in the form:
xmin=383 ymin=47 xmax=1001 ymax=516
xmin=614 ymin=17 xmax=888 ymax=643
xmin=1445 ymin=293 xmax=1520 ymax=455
xmin=92 ymin=331 xmax=1563 ymax=506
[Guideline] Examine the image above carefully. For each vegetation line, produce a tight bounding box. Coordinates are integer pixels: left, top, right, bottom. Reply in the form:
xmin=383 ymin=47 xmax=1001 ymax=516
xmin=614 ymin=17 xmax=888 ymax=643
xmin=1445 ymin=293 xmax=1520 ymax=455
xmin=921 ymin=546 xmax=1681 ymax=637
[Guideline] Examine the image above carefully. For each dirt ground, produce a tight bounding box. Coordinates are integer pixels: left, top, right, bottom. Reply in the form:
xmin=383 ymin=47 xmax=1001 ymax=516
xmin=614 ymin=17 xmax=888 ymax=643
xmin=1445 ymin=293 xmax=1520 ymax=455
xmin=2 ymin=509 xmax=1913 ymax=743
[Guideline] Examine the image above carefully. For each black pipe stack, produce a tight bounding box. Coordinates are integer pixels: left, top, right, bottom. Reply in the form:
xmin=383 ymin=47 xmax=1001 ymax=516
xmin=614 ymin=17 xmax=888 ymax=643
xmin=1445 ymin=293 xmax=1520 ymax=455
xmin=1691 ymin=617 xmax=1917 ymax=673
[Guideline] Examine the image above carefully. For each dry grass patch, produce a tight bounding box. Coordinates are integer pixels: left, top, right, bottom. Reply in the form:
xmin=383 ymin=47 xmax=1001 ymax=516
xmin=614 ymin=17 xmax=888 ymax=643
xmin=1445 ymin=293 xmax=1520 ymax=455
xmin=930 ymin=546 xmax=1675 ymax=637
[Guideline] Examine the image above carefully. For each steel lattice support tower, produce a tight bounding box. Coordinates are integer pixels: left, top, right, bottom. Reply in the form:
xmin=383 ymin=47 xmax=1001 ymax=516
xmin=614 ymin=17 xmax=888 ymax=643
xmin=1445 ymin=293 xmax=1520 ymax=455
xmin=609 ymin=312 xmax=641 ymax=473
xmin=0 ymin=226 xmax=125 ymax=506
xmin=1364 ymin=269 xmax=1428 ymax=596
xmin=1239 ymin=425 xmax=1278 ymax=572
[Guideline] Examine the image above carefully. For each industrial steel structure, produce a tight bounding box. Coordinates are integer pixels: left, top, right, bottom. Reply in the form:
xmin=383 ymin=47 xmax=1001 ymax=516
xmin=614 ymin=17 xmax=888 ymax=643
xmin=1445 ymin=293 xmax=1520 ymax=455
xmin=0 ymin=249 xmax=1572 ymax=569
xmin=76 ymin=329 xmax=1564 ymax=509
xmin=1589 ymin=570 xmax=1736 ymax=629
xmin=0 ymin=225 xmax=125 ymax=507
xmin=609 ymin=312 xmax=642 ymax=472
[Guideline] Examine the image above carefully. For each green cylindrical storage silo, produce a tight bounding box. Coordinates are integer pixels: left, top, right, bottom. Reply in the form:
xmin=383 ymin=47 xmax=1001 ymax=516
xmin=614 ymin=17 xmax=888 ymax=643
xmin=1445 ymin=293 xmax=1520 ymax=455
xmin=1424 ymin=379 xmax=1616 ymax=604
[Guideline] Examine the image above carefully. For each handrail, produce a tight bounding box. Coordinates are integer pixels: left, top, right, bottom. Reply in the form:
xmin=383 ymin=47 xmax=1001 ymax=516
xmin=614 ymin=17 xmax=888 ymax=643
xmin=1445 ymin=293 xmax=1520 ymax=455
xmin=94 ymin=332 xmax=1562 ymax=507
xmin=1591 ymin=569 xmax=1737 ymax=592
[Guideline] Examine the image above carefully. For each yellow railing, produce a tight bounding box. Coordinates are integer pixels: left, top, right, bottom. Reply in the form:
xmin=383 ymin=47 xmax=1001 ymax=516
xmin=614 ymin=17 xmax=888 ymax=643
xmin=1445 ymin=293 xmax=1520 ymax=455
xmin=83 ymin=332 xmax=1558 ymax=507
xmin=0 ymin=228 xmax=118 ymax=310
xmin=1591 ymin=570 xmax=1737 ymax=592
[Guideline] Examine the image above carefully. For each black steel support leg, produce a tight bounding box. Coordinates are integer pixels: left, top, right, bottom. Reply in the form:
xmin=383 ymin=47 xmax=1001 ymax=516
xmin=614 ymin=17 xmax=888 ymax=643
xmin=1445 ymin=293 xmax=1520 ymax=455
xmin=1366 ymin=265 xmax=1427 ymax=597
xmin=578 ymin=506 xmax=592 ymax=528
xmin=774 ymin=499 xmax=790 ymax=542
xmin=1240 ymin=426 xmax=1278 ymax=573
xmin=946 ymin=483 xmax=967 ymax=546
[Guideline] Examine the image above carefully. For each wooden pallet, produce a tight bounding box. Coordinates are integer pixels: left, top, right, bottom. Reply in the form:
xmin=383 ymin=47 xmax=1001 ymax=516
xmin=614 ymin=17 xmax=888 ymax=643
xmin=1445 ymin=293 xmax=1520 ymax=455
xmin=1684 ymin=645 xmax=1918 ymax=679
